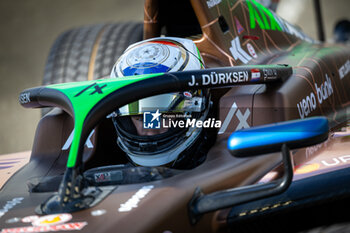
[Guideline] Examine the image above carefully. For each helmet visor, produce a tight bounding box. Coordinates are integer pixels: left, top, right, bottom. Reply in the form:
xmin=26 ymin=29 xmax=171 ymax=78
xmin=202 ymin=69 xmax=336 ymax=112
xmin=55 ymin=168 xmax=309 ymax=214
xmin=117 ymin=92 xmax=205 ymax=116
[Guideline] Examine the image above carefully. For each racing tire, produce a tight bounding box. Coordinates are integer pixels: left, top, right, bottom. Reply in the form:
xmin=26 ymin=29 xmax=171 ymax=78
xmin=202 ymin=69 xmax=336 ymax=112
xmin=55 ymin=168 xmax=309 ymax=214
xmin=42 ymin=22 xmax=143 ymax=115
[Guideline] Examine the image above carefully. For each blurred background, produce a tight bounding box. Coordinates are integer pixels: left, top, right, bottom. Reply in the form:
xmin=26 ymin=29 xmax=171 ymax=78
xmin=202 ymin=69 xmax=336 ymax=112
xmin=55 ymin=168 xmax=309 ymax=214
xmin=0 ymin=0 xmax=349 ymax=155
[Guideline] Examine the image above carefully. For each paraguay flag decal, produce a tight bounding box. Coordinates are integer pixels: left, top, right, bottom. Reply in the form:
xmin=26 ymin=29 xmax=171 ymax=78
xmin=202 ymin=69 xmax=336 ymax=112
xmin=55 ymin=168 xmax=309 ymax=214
xmin=251 ymin=68 xmax=261 ymax=81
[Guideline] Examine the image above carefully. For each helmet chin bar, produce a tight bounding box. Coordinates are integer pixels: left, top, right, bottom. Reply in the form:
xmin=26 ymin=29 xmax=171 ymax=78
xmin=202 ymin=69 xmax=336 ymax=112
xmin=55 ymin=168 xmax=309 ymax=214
xmin=19 ymin=65 xmax=292 ymax=214
xmin=114 ymin=96 xmax=211 ymax=167
xmin=117 ymin=127 xmax=203 ymax=167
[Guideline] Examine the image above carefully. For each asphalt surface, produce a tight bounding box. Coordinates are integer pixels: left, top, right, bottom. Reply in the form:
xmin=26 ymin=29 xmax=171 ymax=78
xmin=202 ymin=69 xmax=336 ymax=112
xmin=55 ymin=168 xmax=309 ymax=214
xmin=0 ymin=0 xmax=349 ymax=155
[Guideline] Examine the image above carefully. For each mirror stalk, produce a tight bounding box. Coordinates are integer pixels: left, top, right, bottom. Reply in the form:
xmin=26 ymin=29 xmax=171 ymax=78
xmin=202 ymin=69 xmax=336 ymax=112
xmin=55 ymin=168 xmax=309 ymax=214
xmin=188 ymin=144 xmax=293 ymax=225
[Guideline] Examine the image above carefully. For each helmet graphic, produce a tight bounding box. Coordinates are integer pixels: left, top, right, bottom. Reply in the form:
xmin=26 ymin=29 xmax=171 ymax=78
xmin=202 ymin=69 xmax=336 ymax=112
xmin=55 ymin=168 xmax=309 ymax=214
xmin=111 ymin=37 xmax=204 ymax=77
xmin=110 ymin=37 xmax=210 ymax=168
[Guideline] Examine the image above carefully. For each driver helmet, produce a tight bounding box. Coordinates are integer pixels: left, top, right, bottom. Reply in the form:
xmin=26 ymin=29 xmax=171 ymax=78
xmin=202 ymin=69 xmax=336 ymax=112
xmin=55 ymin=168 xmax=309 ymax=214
xmin=110 ymin=37 xmax=210 ymax=168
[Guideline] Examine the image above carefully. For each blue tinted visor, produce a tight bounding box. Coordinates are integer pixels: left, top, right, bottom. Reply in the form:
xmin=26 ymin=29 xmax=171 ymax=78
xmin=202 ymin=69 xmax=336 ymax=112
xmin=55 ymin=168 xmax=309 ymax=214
xmin=122 ymin=62 xmax=170 ymax=76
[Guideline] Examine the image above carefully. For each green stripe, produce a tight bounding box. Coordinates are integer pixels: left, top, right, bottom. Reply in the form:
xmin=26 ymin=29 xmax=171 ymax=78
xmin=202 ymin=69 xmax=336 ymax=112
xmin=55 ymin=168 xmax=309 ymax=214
xmin=247 ymin=0 xmax=282 ymax=31
xmin=197 ymin=47 xmax=204 ymax=69
xmin=128 ymin=101 xmax=139 ymax=114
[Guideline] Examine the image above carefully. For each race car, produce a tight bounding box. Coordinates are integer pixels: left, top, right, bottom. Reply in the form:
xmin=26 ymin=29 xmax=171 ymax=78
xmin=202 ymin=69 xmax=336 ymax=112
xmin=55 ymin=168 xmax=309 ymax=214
xmin=1 ymin=0 xmax=350 ymax=232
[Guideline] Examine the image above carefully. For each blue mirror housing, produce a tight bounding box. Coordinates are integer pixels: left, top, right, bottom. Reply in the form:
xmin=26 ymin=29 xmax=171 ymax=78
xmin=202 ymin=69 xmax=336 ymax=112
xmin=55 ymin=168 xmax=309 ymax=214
xmin=228 ymin=117 xmax=329 ymax=157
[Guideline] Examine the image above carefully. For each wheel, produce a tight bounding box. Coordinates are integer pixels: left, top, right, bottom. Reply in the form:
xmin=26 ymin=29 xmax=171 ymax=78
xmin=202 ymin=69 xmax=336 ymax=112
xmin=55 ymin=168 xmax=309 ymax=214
xmin=42 ymin=22 xmax=143 ymax=115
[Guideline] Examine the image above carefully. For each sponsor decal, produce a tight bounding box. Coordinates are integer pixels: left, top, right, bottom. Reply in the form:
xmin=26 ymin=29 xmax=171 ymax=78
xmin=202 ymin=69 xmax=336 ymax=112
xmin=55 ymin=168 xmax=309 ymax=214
xmin=251 ymin=68 xmax=261 ymax=81
xmin=243 ymin=35 xmax=260 ymax=40
xmin=0 ymin=222 xmax=87 ymax=233
xmin=74 ymin=83 xmax=107 ymax=97
xmin=246 ymin=43 xmax=258 ymax=59
xmin=234 ymin=17 xmax=244 ymax=35
xmin=94 ymin=172 xmax=112 ymax=183
xmin=247 ymin=0 xmax=281 ymax=31
xmin=2 ymin=213 xmax=87 ymax=233
xmin=206 ymin=0 xmax=221 ymax=8
xmin=247 ymin=0 xmax=313 ymax=42
xmin=118 ymin=185 xmax=154 ymax=212
xmin=21 ymin=215 xmax=39 ymax=223
xmin=0 ymin=197 xmax=24 ymax=219
xmin=262 ymin=68 xmax=277 ymax=81
xmin=295 ymin=163 xmax=320 ymax=174
xmin=183 ymin=91 xmax=192 ymax=98
xmin=297 ymin=91 xmax=317 ymax=119
xmin=19 ymin=92 xmax=30 ymax=104
xmin=230 ymin=37 xmax=252 ymax=64
xmin=188 ymin=70 xmax=249 ymax=87
xmin=62 ymin=129 xmax=95 ymax=150
xmin=338 ymin=59 xmax=350 ymax=80
xmin=143 ymin=109 xmax=161 ymax=129
xmin=234 ymin=108 xmax=250 ymax=130
xmin=91 ymin=209 xmax=106 ymax=216
xmin=321 ymin=155 xmax=350 ymax=167
xmin=32 ymin=214 xmax=72 ymax=227
xmin=305 ymin=142 xmax=326 ymax=159
xmin=297 ymin=74 xmax=333 ymax=119
xmin=294 ymin=155 xmax=350 ymax=175
xmin=218 ymin=102 xmax=251 ymax=134
xmin=315 ymin=74 xmax=333 ymax=104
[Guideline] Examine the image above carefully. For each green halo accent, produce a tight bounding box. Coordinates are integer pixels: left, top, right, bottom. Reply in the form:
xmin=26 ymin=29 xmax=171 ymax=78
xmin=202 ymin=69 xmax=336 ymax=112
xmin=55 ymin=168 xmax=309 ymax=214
xmin=47 ymin=73 xmax=163 ymax=168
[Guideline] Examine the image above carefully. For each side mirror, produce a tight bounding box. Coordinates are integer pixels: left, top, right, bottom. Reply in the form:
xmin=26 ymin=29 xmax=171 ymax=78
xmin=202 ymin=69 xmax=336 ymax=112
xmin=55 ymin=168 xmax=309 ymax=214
xmin=188 ymin=117 xmax=329 ymax=224
xmin=228 ymin=117 xmax=329 ymax=157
